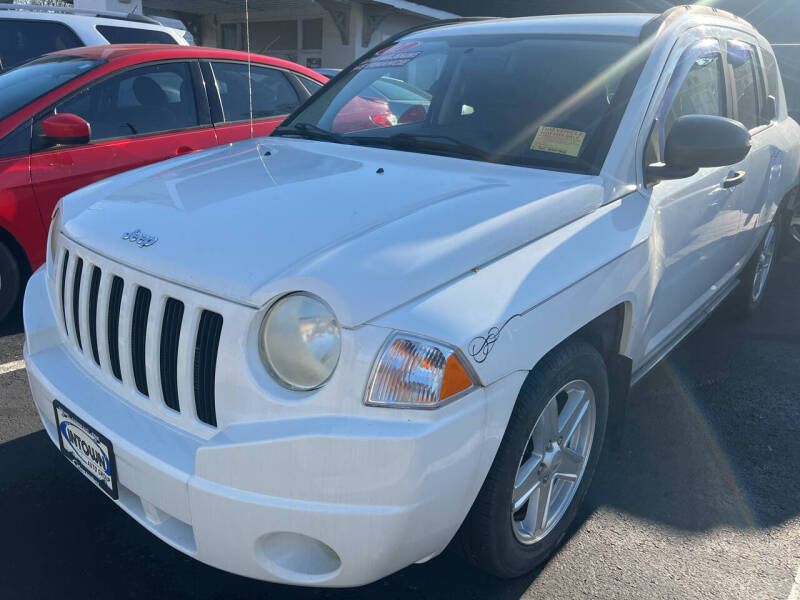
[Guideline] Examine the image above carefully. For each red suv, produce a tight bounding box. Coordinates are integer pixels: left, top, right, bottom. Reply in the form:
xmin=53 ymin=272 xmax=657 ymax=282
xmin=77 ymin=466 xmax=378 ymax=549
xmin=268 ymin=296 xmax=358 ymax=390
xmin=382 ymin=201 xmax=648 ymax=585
xmin=0 ymin=45 xmax=327 ymax=320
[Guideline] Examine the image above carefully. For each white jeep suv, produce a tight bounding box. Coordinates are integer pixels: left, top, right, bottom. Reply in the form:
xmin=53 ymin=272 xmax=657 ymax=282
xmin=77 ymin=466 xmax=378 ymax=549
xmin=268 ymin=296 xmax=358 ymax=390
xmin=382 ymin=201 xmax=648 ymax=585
xmin=23 ymin=6 xmax=800 ymax=588
xmin=0 ymin=3 xmax=187 ymax=71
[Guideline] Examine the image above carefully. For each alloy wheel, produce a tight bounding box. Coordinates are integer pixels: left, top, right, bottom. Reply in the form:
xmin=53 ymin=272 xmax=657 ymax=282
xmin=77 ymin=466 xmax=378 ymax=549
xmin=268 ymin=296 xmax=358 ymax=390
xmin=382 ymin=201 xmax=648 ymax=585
xmin=511 ymin=380 xmax=596 ymax=544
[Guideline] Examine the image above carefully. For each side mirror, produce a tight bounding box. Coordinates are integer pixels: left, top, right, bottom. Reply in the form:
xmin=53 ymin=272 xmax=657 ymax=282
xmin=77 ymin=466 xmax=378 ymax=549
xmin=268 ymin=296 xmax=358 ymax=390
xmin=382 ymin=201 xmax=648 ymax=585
xmin=42 ymin=113 xmax=91 ymax=146
xmin=646 ymin=115 xmax=751 ymax=186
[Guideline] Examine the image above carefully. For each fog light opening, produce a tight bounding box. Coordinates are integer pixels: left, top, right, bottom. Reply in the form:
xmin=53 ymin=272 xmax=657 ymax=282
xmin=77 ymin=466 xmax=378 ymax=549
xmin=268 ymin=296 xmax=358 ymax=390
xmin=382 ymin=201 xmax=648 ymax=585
xmin=255 ymin=532 xmax=342 ymax=582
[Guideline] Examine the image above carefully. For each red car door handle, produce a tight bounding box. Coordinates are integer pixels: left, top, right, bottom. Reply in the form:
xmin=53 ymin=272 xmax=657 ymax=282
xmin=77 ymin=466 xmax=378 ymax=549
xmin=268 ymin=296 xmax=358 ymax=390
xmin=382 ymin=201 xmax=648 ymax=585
xmin=175 ymin=146 xmax=194 ymax=156
xmin=723 ymin=170 xmax=746 ymax=188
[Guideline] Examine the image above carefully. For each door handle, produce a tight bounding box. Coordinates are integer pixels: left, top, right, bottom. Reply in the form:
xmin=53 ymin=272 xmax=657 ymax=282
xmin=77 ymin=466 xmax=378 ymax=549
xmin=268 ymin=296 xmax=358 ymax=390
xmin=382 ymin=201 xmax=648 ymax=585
xmin=723 ymin=170 xmax=746 ymax=189
xmin=175 ymin=146 xmax=194 ymax=156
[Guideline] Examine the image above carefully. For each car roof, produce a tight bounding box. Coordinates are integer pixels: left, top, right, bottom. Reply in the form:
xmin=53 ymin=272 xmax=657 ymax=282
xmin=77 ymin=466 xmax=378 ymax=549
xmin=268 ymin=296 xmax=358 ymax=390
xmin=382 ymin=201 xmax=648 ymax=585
xmin=410 ymin=14 xmax=659 ymax=40
xmin=404 ymin=8 xmax=759 ymax=42
xmin=0 ymin=3 xmax=162 ymax=25
xmin=49 ymin=44 xmax=325 ymax=79
xmin=0 ymin=8 xmax=172 ymax=31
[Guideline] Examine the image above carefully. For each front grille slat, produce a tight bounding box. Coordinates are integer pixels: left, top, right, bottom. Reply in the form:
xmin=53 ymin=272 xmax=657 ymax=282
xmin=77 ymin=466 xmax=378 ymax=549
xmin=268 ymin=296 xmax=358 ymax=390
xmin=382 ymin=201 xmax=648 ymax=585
xmin=59 ymin=250 xmax=70 ymax=333
xmin=71 ymin=259 xmax=84 ymax=351
xmin=131 ymin=287 xmax=152 ymax=397
xmin=55 ymin=242 xmax=224 ymax=430
xmin=194 ymin=311 xmax=223 ymax=427
xmin=160 ymin=299 xmax=184 ymax=412
xmin=107 ymin=276 xmax=124 ymax=381
xmin=88 ymin=266 xmax=102 ymax=365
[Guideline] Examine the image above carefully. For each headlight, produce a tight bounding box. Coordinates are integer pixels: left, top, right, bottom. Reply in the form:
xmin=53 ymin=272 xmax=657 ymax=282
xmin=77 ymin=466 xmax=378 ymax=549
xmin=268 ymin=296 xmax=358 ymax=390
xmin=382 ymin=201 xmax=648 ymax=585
xmin=260 ymin=293 xmax=341 ymax=391
xmin=48 ymin=204 xmax=62 ymax=276
xmin=365 ymin=333 xmax=475 ymax=409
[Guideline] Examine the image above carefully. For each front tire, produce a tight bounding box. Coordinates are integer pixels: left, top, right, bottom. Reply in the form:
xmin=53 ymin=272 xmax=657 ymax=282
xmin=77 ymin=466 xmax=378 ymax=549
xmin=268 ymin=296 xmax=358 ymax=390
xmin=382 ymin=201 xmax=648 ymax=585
xmin=457 ymin=340 xmax=609 ymax=578
xmin=0 ymin=240 xmax=22 ymax=322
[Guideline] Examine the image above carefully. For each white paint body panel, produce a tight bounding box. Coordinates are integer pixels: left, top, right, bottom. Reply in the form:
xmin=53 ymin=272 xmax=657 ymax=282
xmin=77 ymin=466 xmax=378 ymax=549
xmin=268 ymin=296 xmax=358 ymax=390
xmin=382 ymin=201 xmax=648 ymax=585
xmin=23 ymin=11 xmax=800 ymax=587
xmin=0 ymin=9 xmax=188 ymax=45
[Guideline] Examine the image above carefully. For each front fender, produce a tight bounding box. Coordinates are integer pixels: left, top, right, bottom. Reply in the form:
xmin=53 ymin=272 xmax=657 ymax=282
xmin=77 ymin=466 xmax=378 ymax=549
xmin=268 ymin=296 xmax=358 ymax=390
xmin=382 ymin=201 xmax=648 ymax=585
xmin=371 ymin=192 xmax=654 ymax=385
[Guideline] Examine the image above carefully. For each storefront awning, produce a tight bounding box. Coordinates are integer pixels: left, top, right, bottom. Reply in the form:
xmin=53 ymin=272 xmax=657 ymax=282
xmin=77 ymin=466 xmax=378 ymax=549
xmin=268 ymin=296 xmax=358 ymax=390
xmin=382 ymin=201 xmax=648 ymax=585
xmin=370 ymin=0 xmax=458 ymax=19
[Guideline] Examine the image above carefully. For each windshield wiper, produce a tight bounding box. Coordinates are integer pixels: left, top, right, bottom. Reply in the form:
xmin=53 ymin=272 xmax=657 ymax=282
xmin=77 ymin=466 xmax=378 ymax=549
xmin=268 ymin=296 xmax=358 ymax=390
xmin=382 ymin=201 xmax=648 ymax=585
xmin=272 ymin=122 xmax=357 ymax=145
xmin=353 ymin=132 xmax=492 ymax=162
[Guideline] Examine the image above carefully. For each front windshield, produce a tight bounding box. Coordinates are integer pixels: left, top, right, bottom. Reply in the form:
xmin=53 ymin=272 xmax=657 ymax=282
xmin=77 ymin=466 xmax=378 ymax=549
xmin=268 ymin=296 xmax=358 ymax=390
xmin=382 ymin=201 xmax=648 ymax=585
xmin=279 ymin=33 xmax=642 ymax=174
xmin=0 ymin=55 xmax=102 ymax=122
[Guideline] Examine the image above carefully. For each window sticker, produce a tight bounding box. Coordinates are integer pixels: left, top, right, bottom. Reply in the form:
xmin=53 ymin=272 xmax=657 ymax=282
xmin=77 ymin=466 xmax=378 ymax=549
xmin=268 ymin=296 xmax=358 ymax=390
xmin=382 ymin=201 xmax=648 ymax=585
xmin=530 ymin=126 xmax=587 ymax=157
xmin=354 ymin=41 xmax=422 ymax=70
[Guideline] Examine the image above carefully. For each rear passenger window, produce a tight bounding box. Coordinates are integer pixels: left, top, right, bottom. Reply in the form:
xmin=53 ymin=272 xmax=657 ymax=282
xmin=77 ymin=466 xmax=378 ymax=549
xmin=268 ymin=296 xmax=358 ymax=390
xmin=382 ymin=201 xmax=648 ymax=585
xmin=0 ymin=19 xmax=82 ymax=71
xmin=211 ymin=62 xmax=300 ymax=122
xmin=729 ymin=41 xmax=761 ymax=130
xmin=299 ymin=76 xmax=324 ymax=95
xmin=96 ymin=25 xmax=178 ymax=45
xmin=45 ymin=62 xmax=199 ymax=143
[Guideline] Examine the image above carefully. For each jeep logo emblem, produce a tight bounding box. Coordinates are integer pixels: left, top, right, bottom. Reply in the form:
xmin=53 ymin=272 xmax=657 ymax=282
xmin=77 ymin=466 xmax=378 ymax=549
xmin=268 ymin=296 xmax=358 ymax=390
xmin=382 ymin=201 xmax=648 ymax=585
xmin=122 ymin=229 xmax=158 ymax=248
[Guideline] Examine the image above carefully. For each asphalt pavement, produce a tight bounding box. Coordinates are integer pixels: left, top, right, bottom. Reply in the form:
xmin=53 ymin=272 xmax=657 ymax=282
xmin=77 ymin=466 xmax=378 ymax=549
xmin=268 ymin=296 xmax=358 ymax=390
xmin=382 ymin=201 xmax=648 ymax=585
xmin=1 ymin=247 xmax=799 ymax=599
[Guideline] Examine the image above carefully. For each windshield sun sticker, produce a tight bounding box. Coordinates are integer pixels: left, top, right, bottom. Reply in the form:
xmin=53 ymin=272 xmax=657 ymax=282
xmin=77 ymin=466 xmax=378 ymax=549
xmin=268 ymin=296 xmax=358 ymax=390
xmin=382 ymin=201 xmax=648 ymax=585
xmin=530 ymin=126 xmax=587 ymax=157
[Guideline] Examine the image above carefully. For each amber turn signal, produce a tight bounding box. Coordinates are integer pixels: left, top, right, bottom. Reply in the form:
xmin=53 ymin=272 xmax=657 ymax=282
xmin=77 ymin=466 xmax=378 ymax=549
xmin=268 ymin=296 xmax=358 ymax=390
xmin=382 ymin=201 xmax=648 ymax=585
xmin=440 ymin=353 xmax=473 ymax=401
xmin=365 ymin=333 xmax=476 ymax=408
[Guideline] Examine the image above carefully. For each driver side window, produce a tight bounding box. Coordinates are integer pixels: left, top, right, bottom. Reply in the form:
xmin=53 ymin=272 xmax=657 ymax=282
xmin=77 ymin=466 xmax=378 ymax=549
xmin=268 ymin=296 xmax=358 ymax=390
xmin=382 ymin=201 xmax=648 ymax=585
xmin=33 ymin=62 xmax=200 ymax=150
xmin=645 ymin=40 xmax=727 ymax=166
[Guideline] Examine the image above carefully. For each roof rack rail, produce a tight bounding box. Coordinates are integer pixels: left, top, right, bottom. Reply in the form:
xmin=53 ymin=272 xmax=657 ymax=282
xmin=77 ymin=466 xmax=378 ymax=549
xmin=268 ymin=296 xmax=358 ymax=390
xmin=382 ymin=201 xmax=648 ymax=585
xmin=641 ymin=4 xmax=754 ymax=41
xmin=0 ymin=3 xmax=161 ymax=25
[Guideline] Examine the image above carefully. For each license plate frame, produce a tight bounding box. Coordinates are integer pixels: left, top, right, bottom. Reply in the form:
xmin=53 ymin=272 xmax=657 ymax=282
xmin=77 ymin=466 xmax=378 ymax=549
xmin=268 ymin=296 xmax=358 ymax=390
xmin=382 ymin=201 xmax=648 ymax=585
xmin=53 ymin=400 xmax=118 ymax=500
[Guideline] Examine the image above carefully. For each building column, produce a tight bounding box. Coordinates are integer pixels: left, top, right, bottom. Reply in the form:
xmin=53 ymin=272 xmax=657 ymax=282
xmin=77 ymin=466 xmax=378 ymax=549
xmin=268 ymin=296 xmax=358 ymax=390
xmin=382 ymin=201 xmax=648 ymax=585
xmin=200 ymin=15 xmax=218 ymax=47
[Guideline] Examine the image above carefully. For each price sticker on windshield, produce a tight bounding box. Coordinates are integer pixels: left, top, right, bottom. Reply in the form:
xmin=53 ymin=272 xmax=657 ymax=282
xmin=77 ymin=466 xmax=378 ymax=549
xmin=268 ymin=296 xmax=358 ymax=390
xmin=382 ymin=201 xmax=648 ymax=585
xmin=531 ymin=126 xmax=587 ymax=157
xmin=354 ymin=41 xmax=422 ymax=70
xmin=354 ymin=52 xmax=421 ymax=70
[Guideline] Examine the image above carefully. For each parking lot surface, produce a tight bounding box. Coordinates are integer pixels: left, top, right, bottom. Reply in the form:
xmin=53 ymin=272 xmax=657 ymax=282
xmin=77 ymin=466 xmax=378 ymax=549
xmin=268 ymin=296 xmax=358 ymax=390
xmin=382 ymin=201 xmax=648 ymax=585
xmin=1 ymin=247 xmax=799 ymax=599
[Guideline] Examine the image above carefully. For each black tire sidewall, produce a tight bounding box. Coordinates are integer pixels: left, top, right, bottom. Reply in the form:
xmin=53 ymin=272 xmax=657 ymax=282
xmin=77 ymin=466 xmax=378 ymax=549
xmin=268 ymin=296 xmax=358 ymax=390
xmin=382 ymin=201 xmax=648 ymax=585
xmin=0 ymin=241 xmax=21 ymax=322
xmin=462 ymin=341 xmax=609 ymax=578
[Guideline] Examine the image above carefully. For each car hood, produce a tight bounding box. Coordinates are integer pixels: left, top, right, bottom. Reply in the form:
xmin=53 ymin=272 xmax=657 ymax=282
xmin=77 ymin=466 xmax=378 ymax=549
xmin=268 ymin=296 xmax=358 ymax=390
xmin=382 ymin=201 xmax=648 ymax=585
xmin=62 ymin=137 xmax=607 ymax=326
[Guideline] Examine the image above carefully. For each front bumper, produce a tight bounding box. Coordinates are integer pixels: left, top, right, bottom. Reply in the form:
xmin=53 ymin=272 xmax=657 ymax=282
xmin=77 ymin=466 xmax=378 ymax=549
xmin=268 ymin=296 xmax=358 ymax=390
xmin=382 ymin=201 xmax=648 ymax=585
xmin=24 ymin=268 xmax=524 ymax=587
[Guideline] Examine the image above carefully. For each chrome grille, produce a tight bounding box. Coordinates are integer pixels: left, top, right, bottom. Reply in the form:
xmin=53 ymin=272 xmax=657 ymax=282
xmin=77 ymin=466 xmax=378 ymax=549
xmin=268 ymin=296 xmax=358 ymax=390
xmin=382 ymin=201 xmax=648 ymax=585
xmin=57 ymin=246 xmax=224 ymax=428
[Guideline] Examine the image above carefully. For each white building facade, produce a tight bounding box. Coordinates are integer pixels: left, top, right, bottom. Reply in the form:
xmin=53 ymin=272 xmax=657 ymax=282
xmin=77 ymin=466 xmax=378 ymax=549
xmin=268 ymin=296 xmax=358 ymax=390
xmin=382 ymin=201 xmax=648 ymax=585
xmin=74 ymin=0 xmax=457 ymax=68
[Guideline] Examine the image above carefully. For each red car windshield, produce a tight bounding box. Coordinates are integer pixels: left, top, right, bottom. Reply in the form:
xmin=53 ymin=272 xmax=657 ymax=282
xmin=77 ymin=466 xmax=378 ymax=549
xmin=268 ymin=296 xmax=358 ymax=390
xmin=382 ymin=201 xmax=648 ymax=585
xmin=279 ymin=33 xmax=645 ymax=174
xmin=0 ymin=55 xmax=102 ymax=122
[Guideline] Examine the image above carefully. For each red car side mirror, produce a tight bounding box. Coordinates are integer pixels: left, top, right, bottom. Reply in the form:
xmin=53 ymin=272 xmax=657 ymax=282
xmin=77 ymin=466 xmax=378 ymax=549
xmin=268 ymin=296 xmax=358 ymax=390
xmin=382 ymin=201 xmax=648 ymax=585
xmin=42 ymin=113 xmax=91 ymax=145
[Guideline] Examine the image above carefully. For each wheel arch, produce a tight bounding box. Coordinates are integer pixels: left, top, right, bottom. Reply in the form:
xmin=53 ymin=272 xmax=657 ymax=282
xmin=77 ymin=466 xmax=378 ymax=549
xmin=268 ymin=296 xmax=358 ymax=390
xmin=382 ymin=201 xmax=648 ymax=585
xmin=529 ymin=302 xmax=634 ymax=444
